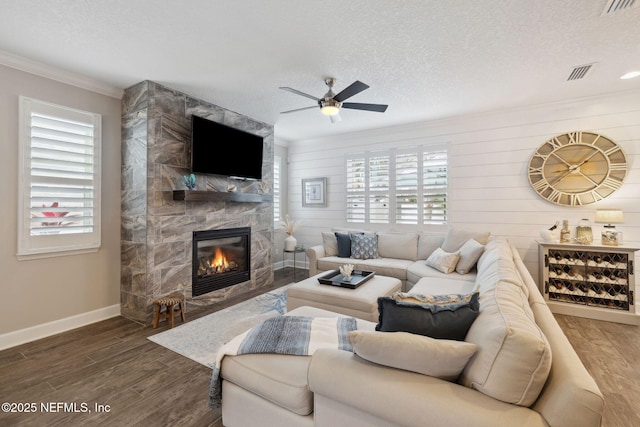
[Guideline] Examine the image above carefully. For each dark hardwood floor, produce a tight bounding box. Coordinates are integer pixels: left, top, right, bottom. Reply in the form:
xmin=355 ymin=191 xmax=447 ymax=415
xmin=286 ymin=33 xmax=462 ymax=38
xmin=1 ymin=268 xmax=638 ymax=427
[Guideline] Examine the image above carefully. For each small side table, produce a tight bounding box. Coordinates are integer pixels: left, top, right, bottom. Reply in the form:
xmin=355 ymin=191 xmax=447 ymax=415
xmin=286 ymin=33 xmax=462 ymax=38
xmin=283 ymin=248 xmax=307 ymax=280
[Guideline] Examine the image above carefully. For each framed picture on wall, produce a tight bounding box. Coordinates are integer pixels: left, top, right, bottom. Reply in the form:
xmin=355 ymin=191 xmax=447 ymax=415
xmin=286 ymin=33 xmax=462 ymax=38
xmin=302 ymin=177 xmax=327 ymax=207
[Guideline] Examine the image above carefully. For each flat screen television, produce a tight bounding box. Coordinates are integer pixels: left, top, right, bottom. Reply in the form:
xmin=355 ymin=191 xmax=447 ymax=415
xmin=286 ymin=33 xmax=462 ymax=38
xmin=190 ymin=115 xmax=264 ymax=180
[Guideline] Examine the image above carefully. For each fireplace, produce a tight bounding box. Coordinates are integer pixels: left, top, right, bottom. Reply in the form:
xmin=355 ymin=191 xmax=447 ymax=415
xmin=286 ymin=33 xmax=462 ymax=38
xmin=192 ymin=227 xmax=251 ymax=297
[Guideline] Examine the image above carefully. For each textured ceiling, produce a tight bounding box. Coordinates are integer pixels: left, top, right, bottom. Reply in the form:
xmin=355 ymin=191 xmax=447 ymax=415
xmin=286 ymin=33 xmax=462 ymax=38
xmin=1 ymin=0 xmax=639 ymax=141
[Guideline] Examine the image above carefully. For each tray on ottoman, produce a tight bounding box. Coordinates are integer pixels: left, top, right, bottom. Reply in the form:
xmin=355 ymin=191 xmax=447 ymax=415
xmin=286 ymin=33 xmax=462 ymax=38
xmin=317 ymin=270 xmax=375 ymax=289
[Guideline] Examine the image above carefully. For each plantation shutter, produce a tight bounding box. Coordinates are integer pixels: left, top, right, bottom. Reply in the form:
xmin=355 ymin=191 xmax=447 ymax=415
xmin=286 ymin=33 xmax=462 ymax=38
xmin=18 ymin=97 xmax=101 ymax=258
xmin=369 ymin=152 xmax=389 ymax=224
xmin=423 ymin=149 xmax=448 ymax=225
xmin=346 ymin=155 xmax=366 ymax=223
xmin=346 ymin=145 xmax=448 ymax=226
xmin=395 ymin=151 xmax=418 ymax=224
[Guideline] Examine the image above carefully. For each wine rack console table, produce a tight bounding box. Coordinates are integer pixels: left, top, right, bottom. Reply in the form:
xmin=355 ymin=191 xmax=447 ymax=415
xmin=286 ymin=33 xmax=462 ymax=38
xmin=538 ymin=241 xmax=639 ymax=325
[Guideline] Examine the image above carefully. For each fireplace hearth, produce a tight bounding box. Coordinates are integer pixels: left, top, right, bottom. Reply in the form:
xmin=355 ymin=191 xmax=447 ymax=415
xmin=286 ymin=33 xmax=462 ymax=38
xmin=192 ymin=227 xmax=251 ymax=296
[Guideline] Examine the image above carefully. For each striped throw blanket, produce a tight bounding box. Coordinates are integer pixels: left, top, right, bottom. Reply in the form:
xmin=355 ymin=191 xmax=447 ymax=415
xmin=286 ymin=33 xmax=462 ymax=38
xmin=208 ymin=315 xmax=357 ymax=409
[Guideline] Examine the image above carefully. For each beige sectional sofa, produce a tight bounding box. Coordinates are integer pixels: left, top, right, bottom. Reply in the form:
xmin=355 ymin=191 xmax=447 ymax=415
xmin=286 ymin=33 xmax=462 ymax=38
xmin=218 ymin=231 xmax=604 ymax=426
xmin=307 ymin=229 xmax=487 ymax=291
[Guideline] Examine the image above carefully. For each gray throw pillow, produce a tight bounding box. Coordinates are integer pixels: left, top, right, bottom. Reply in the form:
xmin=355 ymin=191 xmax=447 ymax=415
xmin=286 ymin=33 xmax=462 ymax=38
xmin=350 ymin=233 xmax=378 ymax=260
xmin=456 ymin=239 xmax=485 ymax=274
xmin=376 ymin=292 xmax=480 ymax=341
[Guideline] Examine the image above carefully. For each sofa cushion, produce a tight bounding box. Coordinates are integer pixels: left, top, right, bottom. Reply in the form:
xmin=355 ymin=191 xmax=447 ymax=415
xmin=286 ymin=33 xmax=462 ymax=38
xmin=351 ymin=234 xmax=379 ymax=260
xmin=317 ymin=256 xmax=369 ymax=273
xmin=406 ymin=261 xmax=477 ymax=289
xmin=456 ymin=239 xmax=485 ymax=274
xmin=221 ymin=353 xmax=314 ymax=415
xmin=475 ymin=238 xmax=529 ymax=298
xmin=376 ymin=292 xmax=480 ymax=341
xmin=425 ymin=248 xmax=460 ymax=274
xmin=322 ymin=232 xmax=338 ymax=257
xmin=417 ymin=233 xmax=446 ymax=260
xmin=410 ymin=277 xmax=477 ymax=295
xmin=441 ymin=229 xmax=490 ymax=253
xmin=357 ymin=258 xmax=413 ymax=281
xmin=377 ymin=232 xmax=419 ymax=261
xmin=459 ymin=281 xmax=552 ymax=407
xmin=348 ymin=330 xmax=477 ymax=381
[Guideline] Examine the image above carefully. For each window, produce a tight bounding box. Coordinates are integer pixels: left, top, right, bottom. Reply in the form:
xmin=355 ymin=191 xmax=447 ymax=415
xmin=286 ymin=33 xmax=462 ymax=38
xmin=17 ymin=97 xmax=101 ymax=259
xmin=346 ymin=145 xmax=448 ymax=225
xmin=274 ymin=155 xmax=281 ymax=222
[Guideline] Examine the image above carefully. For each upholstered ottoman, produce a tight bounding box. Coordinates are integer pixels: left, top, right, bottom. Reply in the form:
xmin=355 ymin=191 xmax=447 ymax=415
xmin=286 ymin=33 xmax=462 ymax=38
xmin=287 ymin=272 xmax=402 ymax=322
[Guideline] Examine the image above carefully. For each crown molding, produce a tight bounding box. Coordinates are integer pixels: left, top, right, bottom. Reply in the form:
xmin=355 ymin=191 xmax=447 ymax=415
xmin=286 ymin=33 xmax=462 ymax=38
xmin=0 ymin=49 xmax=123 ymax=99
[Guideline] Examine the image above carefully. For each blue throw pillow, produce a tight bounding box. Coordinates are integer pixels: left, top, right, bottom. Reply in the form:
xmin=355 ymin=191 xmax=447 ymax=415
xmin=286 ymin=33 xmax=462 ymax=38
xmin=351 ymin=234 xmax=378 ymax=260
xmin=375 ymin=292 xmax=480 ymax=341
xmin=335 ymin=232 xmax=353 ymax=258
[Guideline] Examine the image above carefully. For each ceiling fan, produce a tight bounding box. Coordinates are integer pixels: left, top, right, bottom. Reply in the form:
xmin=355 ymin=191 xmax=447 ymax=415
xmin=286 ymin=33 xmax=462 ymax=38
xmin=279 ymin=78 xmax=388 ymax=123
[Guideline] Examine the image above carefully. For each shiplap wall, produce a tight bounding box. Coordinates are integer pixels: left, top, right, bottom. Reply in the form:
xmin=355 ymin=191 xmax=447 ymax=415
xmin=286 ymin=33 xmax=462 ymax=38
xmin=284 ymin=89 xmax=640 ymax=298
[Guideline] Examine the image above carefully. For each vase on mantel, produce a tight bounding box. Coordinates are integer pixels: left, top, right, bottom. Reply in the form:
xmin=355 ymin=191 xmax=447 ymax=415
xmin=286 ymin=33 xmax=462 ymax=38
xmin=284 ymin=235 xmax=297 ymax=251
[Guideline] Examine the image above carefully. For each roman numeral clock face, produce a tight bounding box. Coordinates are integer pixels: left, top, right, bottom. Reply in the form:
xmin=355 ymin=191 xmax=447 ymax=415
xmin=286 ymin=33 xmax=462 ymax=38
xmin=528 ymin=132 xmax=627 ymax=206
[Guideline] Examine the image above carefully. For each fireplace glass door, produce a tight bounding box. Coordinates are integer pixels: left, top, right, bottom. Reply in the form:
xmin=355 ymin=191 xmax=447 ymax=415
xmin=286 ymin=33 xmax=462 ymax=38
xmin=192 ymin=227 xmax=250 ymax=296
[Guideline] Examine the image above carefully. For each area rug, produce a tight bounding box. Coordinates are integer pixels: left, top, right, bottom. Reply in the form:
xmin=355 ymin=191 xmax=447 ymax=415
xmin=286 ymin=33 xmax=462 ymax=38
xmin=148 ymin=285 xmax=291 ymax=368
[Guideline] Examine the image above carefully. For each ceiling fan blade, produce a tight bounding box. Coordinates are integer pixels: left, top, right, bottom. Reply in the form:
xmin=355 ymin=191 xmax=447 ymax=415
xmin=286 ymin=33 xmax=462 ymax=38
xmin=341 ymin=102 xmax=388 ymax=113
xmin=333 ymin=80 xmax=369 ymax=102
xmin=329 ymin=112 xmax=342 ymax=123
xmin=279 ymin=87 xmax=319 ymax=101
xmin=280 ymin=105 xmax=318 ymax=114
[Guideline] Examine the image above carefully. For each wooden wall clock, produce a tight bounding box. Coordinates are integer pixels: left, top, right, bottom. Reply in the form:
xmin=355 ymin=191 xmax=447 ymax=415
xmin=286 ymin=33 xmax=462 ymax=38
xmin=528 ymin=132 xmax=627 ymax=206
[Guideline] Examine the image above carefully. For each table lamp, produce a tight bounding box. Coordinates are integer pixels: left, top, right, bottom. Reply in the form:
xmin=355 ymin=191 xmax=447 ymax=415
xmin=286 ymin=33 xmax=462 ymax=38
xmin=595 ymin=209 xmax=624 ymax=246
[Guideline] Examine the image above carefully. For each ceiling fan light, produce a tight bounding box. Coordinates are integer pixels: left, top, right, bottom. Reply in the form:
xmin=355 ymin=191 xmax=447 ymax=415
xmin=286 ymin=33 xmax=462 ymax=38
xmin=620 ymin=70 xmax=640 ymax=79
xmin=321 ymin=105 xmax=340 ymax=116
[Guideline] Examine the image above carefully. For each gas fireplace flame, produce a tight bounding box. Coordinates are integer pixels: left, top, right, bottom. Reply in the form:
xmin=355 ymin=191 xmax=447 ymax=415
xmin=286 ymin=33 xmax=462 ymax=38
xmin=198 ymin=247 xmax=239 ymax=277
xmin=210 ymin=248 xmax=230 ymax=271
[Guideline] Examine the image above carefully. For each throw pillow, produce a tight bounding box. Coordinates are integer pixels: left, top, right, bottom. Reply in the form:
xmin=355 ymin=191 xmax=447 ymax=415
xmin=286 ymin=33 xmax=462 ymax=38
xmin=425 ymin=247 xmax=460 ymax=274
xmin=335 ymin=232 xmax=353 ymax=258
xmin=441 ymin=229 xmax=490 ymax=253
xmin=348 ymin=330 xmax=477 ymax=381
xmin=322 ymin=232 xmax=338 ymax=257
xmin=376 ymin=292 xmax=480 ymax=341
xmin=350 ymin=233 xmax=378 ymax=260
xmin=455 ymin=239 xmax=485 ymax=274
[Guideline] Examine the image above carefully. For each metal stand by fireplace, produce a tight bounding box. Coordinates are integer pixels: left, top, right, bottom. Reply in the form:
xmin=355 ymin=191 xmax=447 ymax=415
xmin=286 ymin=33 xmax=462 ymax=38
xmin=192 ymin=227 xmax=251 ymax=297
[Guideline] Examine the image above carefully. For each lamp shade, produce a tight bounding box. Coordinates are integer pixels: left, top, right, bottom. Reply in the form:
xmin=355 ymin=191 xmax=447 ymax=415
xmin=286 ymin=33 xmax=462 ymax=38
xmin=595 ymin=209 xmax=624 ymax=224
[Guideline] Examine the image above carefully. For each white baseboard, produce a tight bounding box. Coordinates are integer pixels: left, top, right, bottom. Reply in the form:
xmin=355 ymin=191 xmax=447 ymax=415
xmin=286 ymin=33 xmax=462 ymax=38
xmin=0 ymin=304 xmax=121 ymax=351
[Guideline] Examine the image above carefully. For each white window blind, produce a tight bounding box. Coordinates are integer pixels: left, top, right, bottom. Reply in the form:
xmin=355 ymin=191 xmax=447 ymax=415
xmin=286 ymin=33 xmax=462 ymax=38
xmin=346 ymin=156 xmax=366 ymax=223
xmin=423 ymin=149 xmax=448 ymax=225
xmin=395 ymin=151 xmax=419 ymax=224
xmin=18 ymin=97 xmax=101 ymax=258
xmin=369 ymin=153 xmax=390 ymax=224
xmin=346 ymin=145 xmax=448 ymax=226
xmin=274 ymin=155 xmax=281 ymax=222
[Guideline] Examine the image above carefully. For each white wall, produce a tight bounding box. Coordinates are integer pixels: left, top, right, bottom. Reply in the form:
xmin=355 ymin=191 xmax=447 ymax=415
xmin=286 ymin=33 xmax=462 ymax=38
xmin=286 ymin=90 xmax=640 ymax=294
xmin=0 ymin=63 xmax=122 ymax=346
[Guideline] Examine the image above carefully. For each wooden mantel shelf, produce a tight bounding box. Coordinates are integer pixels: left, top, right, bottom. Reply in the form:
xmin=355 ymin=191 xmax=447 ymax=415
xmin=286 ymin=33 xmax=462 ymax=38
xmin=172 ymin=190 xmax=272 ymax=203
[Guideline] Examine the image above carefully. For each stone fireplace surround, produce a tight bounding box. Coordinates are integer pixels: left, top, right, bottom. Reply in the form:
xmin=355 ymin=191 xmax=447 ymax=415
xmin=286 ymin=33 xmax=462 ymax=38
xmin=121 ymin=81 xmax=274 ymax=325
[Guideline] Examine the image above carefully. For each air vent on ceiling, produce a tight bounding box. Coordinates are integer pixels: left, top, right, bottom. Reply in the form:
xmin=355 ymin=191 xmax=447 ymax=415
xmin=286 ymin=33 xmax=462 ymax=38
xmin=567 ymin=63 xmax=597 ymax=81
xmin=601 ymin=0 xmax=638 ymax=15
